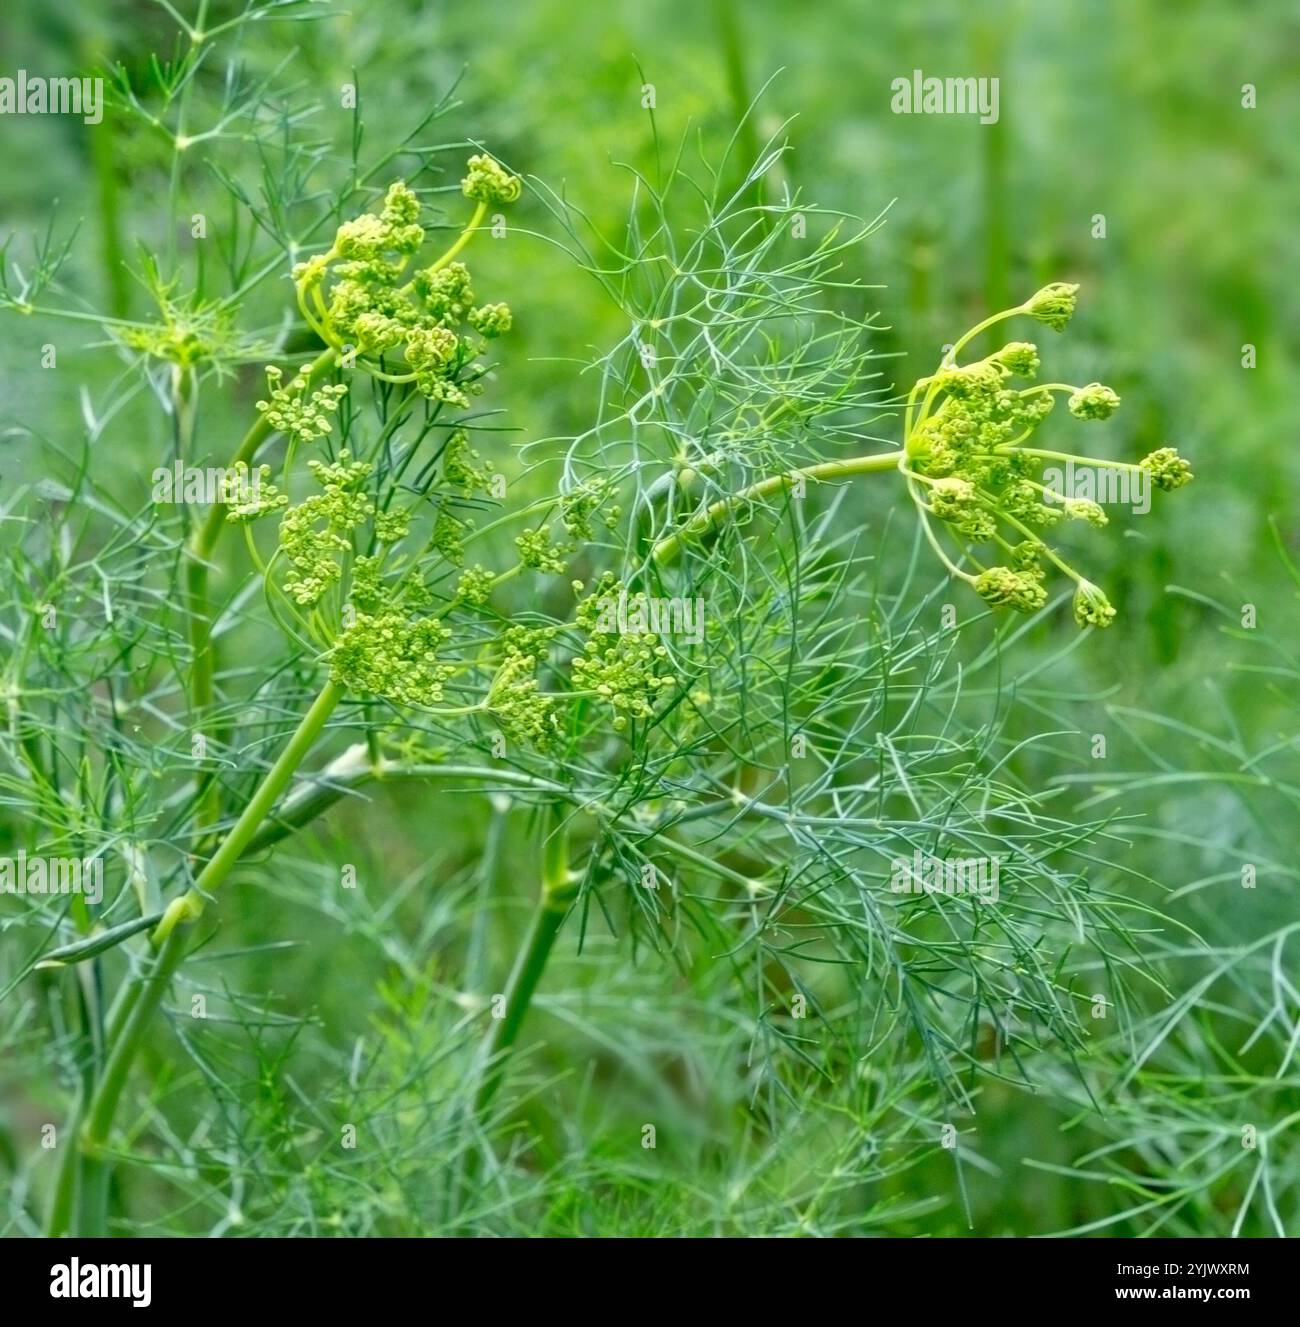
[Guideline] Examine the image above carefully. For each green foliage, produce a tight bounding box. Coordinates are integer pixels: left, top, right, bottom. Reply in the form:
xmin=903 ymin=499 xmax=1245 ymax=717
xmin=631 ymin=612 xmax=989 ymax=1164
xmin=0 ymin=0 xmax=1294 ymax=1242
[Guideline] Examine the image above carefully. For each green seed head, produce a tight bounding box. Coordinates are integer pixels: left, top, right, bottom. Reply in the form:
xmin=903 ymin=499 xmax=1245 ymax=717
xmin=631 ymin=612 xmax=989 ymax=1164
xmin=1025 ymin=281 xmax=1080 ymax=332
xmin=1140 ymin=446 xmax=1194 ymax=491
xmin=927 ymin=476 xmax=978 ymax=522
xmin=974 ymin=566 xmax=1048 ymax=613
xmin=935 ymin=362 xmax=1001 ymax=399
xmin=461 ymin=153 xmax=522 ymax=205
xmin=1073 ymin=579 xmax=1117 ymax=629
xmin=1008 ymin=540 xmax=1046 ymax=576
xmin=1063 ymin=497 xmax=1109 ymax=528
xmin=413 ymin=262 xmax=475 ymax=324
xmin=993 ymin=341 xmax=1041 ymax=378
xmin=1068 ymin=382 xmax=1121 ymax=420
xmin=468 ymin=302 xmax=513 ymax=338
xmin=255 ymin=367 xmax=348 ymax=445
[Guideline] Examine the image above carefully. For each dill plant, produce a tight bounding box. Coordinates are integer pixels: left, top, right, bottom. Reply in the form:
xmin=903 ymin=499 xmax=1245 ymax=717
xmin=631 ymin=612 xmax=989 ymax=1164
xmin=3 ymin=6 xmax=1269 ymax=1242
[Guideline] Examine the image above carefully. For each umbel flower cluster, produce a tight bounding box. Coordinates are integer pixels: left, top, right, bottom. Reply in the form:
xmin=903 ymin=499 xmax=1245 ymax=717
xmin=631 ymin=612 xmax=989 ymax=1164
xmin=291 ymin=154 xmax=519 ymax=403
xmin=224 ymin=157 xmax=683 ymax=747
xmin=256 ymin=365 xmax=348 ymax=444
xmin=902 ymin=282 xmax=1193 ymax=628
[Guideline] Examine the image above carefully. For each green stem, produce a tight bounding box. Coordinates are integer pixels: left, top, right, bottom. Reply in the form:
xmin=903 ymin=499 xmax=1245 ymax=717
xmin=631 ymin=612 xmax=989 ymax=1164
xmin=243 ymin=754 xmax=767 ymax=895
xmin=49 ymin=958 xmax=105 ymax=1235
xmin=155 ymin=680 xmax=346 ymax=945
xmin=171 ymin=367 xmax=222 ymax=837
xmin=981 ymin=46 xmax=1009 ymax=313
xmin=244 ymin=745 xmax=566 ymax=855
xmin=473 ymin=807 xmax=572 ymax=1117
xmin=944 ymin=304 xmax=1027 ymax=371
xmin=74 ymin=1153 xmax=110 ymax=1238
xmin=89 ymin=102 xmax=128 ymax=319
xmin=46 ymin=1092 xmax=84 ymax=1236
xmin=79 ymin=680 xmax=344 ymax=1171
xmin=430 ymin=200 xmax=487 ymax=272
xmin=79 ymin=930 xmax=188 ymax=1174
xmin=1003 ymin=446 xmax=1145 ymax=475
xmin=914 ymin=500 xmax=979 ymax=585
xmin=993 ymin=505 xmax=1084 ymax=583
xmin=652 ymin=450 xmax=903 ymax=564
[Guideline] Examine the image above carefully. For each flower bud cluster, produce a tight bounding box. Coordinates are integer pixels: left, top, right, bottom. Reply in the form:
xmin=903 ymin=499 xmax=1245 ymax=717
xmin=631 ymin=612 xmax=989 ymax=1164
xmin=570 ymin=574 xmax=677 ymax=732
xmin=905 ymin=283 xmax=1193 ymax=628
xmin=293 ymin=156 xmax=522 ymax=403
xmin=255 ymin=366 xmax=348 ymax=444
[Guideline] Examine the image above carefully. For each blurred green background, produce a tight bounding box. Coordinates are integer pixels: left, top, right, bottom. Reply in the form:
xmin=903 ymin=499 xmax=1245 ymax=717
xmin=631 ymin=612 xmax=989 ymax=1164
xmin=1 ymin=0 xmax=1296 ymax=1235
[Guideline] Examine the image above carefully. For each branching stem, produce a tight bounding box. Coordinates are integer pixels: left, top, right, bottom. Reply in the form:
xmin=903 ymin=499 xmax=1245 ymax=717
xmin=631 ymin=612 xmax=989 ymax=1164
xmin=75 ymin=680 xmax=345 ymax=1211
xmin=473 ymin=804 xmax=573 ymax=1117
xmin=652 ymin=449 xmax=903 ymax=564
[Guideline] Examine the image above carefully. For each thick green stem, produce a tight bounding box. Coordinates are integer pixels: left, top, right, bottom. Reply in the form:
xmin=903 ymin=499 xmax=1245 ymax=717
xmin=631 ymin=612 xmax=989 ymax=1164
xmin=170 ymin=366 xmax=224 ymax=838
xmin=186 ymin=555 xmax=219 ymax=833
xmin=77 ymin=680 xmax=344 ymax=1179
xmin=74 ymin=1153 xmax=110 ymax=1238
xmin=80 ymin=930 xmax=187 ymax=1162
xmin=154 ymin=679 xmax=345 ymax=946
xmin=46 ymin=1092 xmax=84 ymax=1237
xmin=474 ymin=808 xmax=573 ymax=1117
xmin=244 ymin=745 xmax=567 ymax=855
xmin=242 ymin=750 xmax=767 ymax=894
xmin=430 ymin=200 xmax=487 ymax=272
xmin=652 ymin=450 xmax=904 ymax=565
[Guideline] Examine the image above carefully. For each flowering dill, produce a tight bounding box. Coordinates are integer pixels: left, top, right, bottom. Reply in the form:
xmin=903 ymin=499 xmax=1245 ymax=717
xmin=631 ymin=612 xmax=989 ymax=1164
xmin=290 ymin=157 xmax=521 ymax=403
xmin=899 ymin=282 xmax=1194 ymax=628
xmin=654 ymin=280 xmax=1192 ymax=632
xmin=219 ymin=161 xmax=680 ymax=746
xmin=255 ymin=366 xmax=348 ymax=444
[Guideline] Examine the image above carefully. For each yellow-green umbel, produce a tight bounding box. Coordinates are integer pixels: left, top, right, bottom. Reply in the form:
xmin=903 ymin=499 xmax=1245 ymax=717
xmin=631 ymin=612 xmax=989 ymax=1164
xmin=652 ymin=283 xmax=1193 ymax=632
xmin=898 ymin=282 xmax=1194 ymax=629
xmin=290 ymin=155 xmax=522 ymax=400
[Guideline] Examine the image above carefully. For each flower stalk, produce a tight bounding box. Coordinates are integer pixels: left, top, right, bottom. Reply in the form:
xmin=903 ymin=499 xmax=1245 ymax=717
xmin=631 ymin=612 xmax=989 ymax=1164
xmin=656 ymin=282 xmax=1193 ymax=629
xmin=473 ymin=805 xmax=574 ymax=1118
xmin=653 ymin=450 xmax=904 ymax=564
xmin=73 ymin=679 xmax=344 ymax=1212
